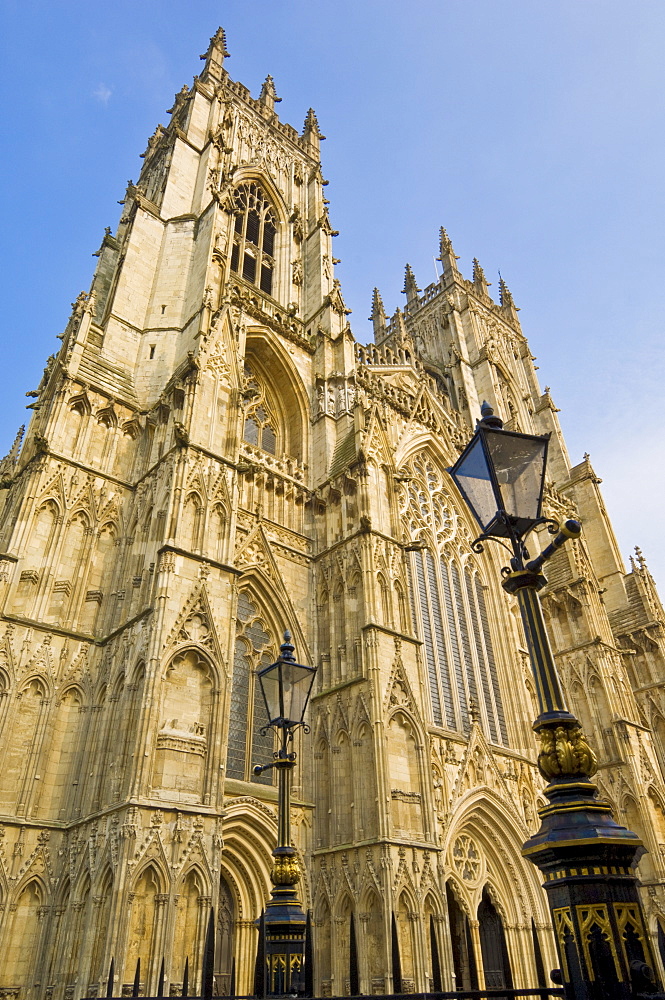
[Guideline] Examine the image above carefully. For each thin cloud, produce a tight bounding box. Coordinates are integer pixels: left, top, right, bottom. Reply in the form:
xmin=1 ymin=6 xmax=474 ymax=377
xmin=93 ymin=83 xmax=112 ymax=105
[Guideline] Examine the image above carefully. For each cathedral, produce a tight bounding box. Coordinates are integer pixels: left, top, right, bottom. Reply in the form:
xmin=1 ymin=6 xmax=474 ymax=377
xmin=1 ymin=26 xmax=665 ymax=999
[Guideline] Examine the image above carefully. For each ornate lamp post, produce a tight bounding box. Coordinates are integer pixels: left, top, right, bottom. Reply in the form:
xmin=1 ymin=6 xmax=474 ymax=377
xmin=449 ymin=402 xmax=659 ymax=999
xmin=253 ymin=631 xmax=316 ymax=997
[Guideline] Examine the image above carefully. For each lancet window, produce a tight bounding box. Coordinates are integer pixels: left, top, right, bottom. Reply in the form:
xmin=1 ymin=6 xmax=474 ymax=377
xmin=400 ymin=453 xmax=507 ymax=743
xmin=230 ymin=183 xmax=277 ymax=296
xmin=242 ymin=364 xmax=278 ymax=455
xmin=225 ymin=592 xmax=276 ymax=784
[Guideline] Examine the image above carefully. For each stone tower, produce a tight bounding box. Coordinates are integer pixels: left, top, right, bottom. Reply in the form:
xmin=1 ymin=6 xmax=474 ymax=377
xmin=0 ymin=27 xmax=665 ymax=999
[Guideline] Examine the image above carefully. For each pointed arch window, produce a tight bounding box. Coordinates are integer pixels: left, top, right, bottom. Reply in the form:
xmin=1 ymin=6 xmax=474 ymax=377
xmin=242 ymin=364 xmax=278 ymax=455
xmin=230 ymin=183 xmax=277 ymax=296
xmin=400 ymin=453 xmax=507 ymax=744
xmin=407 ymin=546 xmax=506 ymax=743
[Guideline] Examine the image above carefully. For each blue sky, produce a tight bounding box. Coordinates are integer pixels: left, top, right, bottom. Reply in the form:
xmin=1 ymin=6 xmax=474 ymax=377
xmin=2 ymin=1 xmax=665 ymax=587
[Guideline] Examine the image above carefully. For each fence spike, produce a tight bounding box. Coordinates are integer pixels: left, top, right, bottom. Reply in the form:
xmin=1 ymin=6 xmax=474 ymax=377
xmin=254 ymin=910 xmax=266 ymax=999
xmin=202 ymin=906 xmax=215 ymax=999
xmin=304 ymin=911 xmax=313 ymax=998
xmin=106 ymin=957 xmax=115 ymax=999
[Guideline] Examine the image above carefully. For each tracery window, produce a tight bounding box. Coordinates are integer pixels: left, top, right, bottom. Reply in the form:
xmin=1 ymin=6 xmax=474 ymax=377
xmin=230 ymin=183 xmax=277 ymax=296
xmin=400 ymin=454 xmax=507 ymax=743
xmin=226 ymin=592 xmax=276 ymax=784
xmin=242 ymin=364 xmax=278 ymax=455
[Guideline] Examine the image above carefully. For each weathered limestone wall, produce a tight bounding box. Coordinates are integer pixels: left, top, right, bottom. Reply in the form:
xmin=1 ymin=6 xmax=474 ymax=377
xmin=0 ymin=26 xmax=662 ymax=1000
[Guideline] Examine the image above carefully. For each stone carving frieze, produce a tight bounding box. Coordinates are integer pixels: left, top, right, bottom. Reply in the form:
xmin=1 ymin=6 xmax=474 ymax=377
xmin=314 ymin=376 xmax=356 ymax=419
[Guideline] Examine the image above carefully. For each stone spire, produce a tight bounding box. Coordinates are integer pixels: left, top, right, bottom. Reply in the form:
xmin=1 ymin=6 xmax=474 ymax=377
xmin=402 ymin=264 xmax=420 ymax=305
xmin=302 ymin=108 xmax=325 ymax=156
xmin=259 ymin=75 xmax=281 ymax=113
xmin=370 ymin=288 xmax=387 ymax=342
xmin=437 ymin=226 xmax=460 ymax=280
xmin=472 ymin=258 xmax=490 ymax=296
xmin=200 ymin=27 xmax=230 ymax=85
xmin=498 ymin=273 xmax=520 ymax=324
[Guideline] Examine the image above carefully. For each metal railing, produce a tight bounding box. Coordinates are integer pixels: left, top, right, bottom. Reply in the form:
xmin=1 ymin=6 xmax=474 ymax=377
xmin=89 ymin=990 xmax=565 ymax=1000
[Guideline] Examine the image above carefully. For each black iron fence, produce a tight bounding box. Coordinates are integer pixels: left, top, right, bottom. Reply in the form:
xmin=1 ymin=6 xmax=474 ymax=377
xmin=90 ymin=991 xmax=565 ymax=1000
xmin=85 ymin=910 xmax=565 ymax=1000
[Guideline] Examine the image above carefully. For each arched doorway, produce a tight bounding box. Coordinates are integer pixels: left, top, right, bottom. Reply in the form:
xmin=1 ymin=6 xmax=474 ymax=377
xmin=478 ymin=888 xmax=513 ymax=992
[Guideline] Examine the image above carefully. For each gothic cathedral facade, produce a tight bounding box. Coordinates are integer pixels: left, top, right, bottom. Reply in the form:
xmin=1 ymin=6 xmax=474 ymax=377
xmin=0 ymin=27 xmax=664 ymax=999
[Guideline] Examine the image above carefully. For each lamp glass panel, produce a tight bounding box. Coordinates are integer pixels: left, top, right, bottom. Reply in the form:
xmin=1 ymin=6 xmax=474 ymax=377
xmin=258 ymin=660 xmax=316 ymax=726
xmin=259 ymin=663 xmax=282 ymax=723
xmin=485 ymin=430 xmax=547 ymax=521
xmin=280 ymin=661 xmax=316 ymax=726
xmin=450 ymin=435 xmax=497 ymax=530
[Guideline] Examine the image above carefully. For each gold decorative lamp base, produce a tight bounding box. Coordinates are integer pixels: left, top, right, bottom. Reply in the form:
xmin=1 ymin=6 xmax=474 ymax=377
xmin=257 ymin=847 xmax=308 ymax=997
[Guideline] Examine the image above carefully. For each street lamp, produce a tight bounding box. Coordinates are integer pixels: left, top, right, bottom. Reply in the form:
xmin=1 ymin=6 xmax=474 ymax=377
xmin=253 ymin=631 xmax=316 ymax=997
xmin=450 ymin=402 xmax=659 ymax=999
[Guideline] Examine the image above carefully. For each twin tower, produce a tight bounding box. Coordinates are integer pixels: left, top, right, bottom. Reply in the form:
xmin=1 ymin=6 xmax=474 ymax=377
xmin=0 ymin=26 xmax=664 ymax=999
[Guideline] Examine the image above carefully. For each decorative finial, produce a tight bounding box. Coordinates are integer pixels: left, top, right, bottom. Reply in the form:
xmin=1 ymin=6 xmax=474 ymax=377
xmin=477 ymin=400 xmax=504 ymax=430
xmin=437 ymin=226 xmax=460 ymax=281
xmin=402 ymin=264 xmax=420 ymax=303
xmin=301 ymin=109 xmax=325 ymax=156
xmin=9 ymin=425 xmax=25 ymax=461
xmin=259 ymin=75 xmax=281 ymax=111
xmin=280 ymin=630 xmax=296 ymax=661
xmin=201 ymin=26 xmax=230 ymax=60
xmin=497 ymin=272 xmax=510 ymax=305
xmin=472 ymin=258 xmax=490 ymax=291
xmin=166 ymin=84 xmax=190 ymax=116
xmin=437 ymin=227 xmax=460 ymax=262
xmin=469 ymin=697 xmax=481 ymax=725
xmin=370 ymin=287 xmax=385 ymax=318
xmin=200 ymin=28 xmax=230 ymax=84
xmin=370 ymin=288 xmax=387 ymax=340
xmin=302 ymin=108 xmax=325 ymax=139
xmin=498 ymin=272 xmax=520 ymax=323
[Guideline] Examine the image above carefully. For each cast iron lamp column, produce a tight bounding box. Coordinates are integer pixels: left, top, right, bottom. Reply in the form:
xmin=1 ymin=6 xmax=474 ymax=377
xmin=253 ymin=631 xmax=316 ymax=997
xmin=449 ymin=403 xmax=659 ymax=1000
